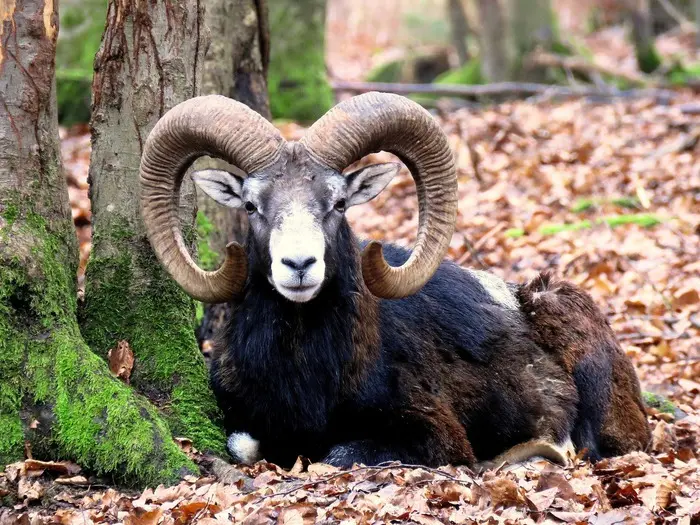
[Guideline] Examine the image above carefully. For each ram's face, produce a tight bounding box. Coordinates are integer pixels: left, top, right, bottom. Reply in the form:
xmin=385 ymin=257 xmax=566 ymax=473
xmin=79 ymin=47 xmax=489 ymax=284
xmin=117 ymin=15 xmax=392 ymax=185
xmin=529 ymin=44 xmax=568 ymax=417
xmin=193 ymin=157 xmax=399 ymax=303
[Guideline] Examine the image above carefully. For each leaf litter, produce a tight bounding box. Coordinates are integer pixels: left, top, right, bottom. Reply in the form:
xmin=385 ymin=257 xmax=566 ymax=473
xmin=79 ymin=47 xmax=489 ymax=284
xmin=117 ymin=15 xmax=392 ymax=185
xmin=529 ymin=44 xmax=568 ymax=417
xmin=4 ymin=94 xmax=698 ymax=523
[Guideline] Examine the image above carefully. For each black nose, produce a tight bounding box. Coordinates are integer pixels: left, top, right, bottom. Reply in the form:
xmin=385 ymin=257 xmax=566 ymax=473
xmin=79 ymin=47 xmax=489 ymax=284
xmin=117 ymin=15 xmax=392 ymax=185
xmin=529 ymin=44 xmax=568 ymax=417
xmin=281 ymin=256 xmax=317 ymax=272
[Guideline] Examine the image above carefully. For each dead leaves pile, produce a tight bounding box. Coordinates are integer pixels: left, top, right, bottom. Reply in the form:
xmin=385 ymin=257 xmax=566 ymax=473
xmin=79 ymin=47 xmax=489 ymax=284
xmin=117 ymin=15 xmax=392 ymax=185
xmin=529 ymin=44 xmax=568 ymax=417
xmin=3 ymin=423 xmax=700 ymax=525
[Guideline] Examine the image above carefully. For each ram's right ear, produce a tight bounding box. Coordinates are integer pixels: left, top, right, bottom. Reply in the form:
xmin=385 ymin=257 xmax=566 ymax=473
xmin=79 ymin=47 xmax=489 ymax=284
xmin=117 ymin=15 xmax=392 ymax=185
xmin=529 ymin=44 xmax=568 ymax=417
xmin=192 ymin=169 xmax=245 ymax=208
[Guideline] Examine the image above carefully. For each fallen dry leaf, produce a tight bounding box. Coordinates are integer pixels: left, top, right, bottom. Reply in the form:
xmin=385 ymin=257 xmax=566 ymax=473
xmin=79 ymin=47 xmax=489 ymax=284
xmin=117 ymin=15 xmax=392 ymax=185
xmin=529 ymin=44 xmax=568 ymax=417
xmin=108 ymin=340 xmax=135 ymax=384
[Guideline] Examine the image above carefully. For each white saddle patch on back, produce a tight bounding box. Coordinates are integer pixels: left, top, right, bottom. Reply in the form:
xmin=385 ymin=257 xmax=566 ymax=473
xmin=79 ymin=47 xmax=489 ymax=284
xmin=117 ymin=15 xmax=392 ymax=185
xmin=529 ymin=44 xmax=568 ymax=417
xmin=227 ymin=432 xmax=261 ymax=464
xmin=465 ymin=269 xmax=519 ymax=310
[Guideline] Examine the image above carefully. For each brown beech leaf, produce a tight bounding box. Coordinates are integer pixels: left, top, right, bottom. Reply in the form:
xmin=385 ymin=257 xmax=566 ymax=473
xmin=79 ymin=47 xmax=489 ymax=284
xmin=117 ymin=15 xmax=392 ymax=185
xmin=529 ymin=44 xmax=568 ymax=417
xmin=526 ymin=487 xmax=559 ymax=512
xmin=24 ymin=459 xmax=81 ymax=477
xmin=108 ymin=340 xmax=134 ymax=384
xmin=124 ymin=508 xmax=163 ymax=525
xmin=485 ymin=477 xmax=526 ymax=507
xmin=655 ymin=478 xmax=677 ymax=509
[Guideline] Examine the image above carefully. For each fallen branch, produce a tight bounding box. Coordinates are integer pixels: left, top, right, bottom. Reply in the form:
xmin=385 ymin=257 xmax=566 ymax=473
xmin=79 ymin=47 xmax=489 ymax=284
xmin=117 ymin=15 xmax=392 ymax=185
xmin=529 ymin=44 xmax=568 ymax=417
xmin=331 ymin=80 xmax=676 ymax=100
xmin=527 ymin=51 xmax=653 ymax=87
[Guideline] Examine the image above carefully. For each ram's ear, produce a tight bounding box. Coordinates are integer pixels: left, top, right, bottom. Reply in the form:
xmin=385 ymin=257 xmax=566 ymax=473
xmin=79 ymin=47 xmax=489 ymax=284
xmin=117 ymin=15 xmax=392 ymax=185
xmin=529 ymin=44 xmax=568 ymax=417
xmin=345 ymin=162 xmax=401 ymax=207
xmin=192 ymin=169 xmax=245 ymax=208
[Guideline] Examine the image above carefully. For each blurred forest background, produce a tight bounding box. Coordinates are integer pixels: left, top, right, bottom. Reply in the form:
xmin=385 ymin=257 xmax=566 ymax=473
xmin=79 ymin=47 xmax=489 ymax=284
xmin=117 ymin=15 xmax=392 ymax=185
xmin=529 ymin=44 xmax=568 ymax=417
xmin=57 ymin=0 xmax=700 ymax=126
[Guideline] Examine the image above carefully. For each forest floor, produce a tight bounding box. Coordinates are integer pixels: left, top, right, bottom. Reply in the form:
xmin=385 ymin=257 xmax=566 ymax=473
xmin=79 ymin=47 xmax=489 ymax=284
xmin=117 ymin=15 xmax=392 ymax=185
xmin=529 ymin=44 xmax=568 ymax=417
xmin=1 ymin=92 xmax=698 ymax=524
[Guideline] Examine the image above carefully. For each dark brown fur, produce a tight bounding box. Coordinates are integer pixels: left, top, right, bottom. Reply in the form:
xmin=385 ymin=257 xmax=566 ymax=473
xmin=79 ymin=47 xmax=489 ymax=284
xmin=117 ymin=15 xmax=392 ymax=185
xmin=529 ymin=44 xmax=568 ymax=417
xmin=517 ymin=272 xmax=651 ymax=459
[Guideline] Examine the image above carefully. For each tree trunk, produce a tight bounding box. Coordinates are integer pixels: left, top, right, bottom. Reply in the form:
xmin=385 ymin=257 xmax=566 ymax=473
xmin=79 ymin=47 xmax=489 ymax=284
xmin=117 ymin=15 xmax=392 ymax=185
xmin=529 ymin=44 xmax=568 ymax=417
xmin=0 ymin=0 xmax=194 ymax=485
xmin=267 ymin=0 xmax=332 ymax=121
xmin=195 ymin=0 xmax=273 ymax=344
xmin=693 ymin=0 xmax=700 ymax=49
xmin=506 ymin=0 xmax=554 ymax=80
xmin=627 ymin=0 xmax=662 ymax=73
xmin=197 ymin=0 xmax=271 ymax=259
xmin=475 ymin=0 xmax=510 ymax=82
xmin=79 ymin=0 xmax=226 ymax=455
xmin=448 ymin=0 xmax=470 ymax=66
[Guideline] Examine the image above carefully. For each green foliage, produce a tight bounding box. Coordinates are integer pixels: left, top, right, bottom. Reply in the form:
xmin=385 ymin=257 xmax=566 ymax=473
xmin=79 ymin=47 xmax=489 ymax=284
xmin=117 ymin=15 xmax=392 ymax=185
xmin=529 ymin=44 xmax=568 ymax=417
xmin=571 ymin=196 xmax=640 ymax=213
xmin=56 ymin=0 xmax=108 ymax=124
xmin=504 ymin=228 xmax=525 ymax=239
xmin=601 ymin=213 xmax=661 ymax=228
xmin=196 ymin=211 xmax=220 ymax=271
xmin=268 ymin=0 xmax=333 ymax=122
xmin=667 ymin=61 xmax=700 ymax=86
xmin=505 ymin=213 xmax=664 ymax=240
xmin=539 ymin=220 xmax=593 ymax=235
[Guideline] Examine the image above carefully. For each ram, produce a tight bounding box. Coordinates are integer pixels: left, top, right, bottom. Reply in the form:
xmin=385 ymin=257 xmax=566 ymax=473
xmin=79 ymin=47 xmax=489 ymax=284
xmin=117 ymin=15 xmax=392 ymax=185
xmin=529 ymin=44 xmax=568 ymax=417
xmin=140 ymin=93 xmax=650 ymax=468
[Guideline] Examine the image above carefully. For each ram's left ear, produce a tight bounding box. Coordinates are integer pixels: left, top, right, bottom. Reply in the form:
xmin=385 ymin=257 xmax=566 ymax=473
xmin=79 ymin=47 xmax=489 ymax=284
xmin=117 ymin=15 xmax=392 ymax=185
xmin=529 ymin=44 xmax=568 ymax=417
xmin=345 ymin=162 xmax=401 ymax=207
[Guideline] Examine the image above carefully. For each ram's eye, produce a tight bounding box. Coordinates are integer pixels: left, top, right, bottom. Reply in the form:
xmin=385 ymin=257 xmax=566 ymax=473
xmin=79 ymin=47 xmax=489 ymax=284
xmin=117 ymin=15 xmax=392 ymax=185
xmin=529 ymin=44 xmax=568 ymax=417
xmin=244 ymin=201 xmax=257 ymax=214
xmin=334 ymin=199 xmax=346 ymax=212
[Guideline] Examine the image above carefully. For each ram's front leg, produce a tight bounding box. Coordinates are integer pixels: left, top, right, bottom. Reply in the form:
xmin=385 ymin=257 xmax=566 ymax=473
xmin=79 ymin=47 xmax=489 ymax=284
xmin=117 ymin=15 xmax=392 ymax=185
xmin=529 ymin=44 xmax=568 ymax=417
xmin=323 ymin=409 xmax=476 ymax=468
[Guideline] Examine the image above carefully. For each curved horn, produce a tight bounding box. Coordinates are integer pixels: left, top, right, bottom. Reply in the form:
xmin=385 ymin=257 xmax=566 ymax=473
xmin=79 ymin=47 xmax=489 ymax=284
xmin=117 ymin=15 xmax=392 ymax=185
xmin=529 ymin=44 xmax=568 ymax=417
xmin=300 ymin=92 xmax=457 ymax=298
xmin=140 ymin=95 xmax=284 ymax=303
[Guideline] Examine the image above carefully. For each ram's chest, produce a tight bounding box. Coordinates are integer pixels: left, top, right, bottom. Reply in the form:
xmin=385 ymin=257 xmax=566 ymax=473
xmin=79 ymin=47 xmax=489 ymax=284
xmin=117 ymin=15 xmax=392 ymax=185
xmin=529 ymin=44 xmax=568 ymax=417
xmin=225 ymin=330 xmax=353 ymax=440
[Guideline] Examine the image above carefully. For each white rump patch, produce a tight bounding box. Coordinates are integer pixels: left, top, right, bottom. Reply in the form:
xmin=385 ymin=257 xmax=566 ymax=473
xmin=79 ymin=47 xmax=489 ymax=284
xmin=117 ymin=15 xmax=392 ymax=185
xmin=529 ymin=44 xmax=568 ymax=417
xmin=227 ymin=432 xmax=261 ymax=464
xmin=465 ymin=269 xmax=519 ymax=310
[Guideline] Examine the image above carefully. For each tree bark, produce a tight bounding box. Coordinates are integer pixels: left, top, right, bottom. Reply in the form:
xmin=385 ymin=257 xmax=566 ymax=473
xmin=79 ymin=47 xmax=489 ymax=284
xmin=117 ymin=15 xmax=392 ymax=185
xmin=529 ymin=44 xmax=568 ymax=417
xmin=267 ymin=0 xmax=332 ymax=121
xmin=627 ymin=0 xmax=662 ymax=73
xmin=197 ymin=0 xmax=271 ymax=259
xmin=448 ymin=0 xmax=470 ymax=66
xmin=194 ymin=0 xmax=273 ymax=343
xmin=79 ymin=0 xmax=226 ymax=456
xmin=0 ymin=0 xmax=195 ymax=485
xmin=506 ymin=0 xmax=554 ymax=80
xmin=475 ymin=0 xmax=510 ymax=82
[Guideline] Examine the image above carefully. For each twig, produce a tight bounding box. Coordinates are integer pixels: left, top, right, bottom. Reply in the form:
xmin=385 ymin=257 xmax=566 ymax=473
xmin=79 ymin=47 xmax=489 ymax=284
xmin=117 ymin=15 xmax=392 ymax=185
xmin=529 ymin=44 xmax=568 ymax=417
xmin=331 ymin=80 xmax=676 ymax=100
xmin=456 ymin=223 xmax=505 ymax=266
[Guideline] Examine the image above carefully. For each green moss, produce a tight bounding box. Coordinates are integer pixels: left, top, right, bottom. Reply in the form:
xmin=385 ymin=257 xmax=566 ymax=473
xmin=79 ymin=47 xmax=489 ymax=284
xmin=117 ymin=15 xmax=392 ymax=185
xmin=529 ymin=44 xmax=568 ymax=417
xmin=196 ymin=211 xmax=220 ymax=271
xmin=53 ymin=326 xmax=195 ymax=485
xmin=1 ymin=206 xmax=197 ymax=485
xmin=636 ymin=44 xmax=662 ymax=74
xmin=80 ymin=220 xmax=226 ymax=456
xmin=434 ymin=58 xmax=483 ymax=86
xmin=367 ymin=60 xmax=404 ymax=83
xmin=642 ymin=391 xmax=676 ymax=415
xmin=1 ymin=202 xmax=18 ymax=224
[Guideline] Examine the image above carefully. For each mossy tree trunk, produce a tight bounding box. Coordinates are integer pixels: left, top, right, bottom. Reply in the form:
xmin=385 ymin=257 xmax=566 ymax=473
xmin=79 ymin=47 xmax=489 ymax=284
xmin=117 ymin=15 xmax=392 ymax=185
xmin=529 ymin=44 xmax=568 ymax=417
xmin=626 ymin=0 xmax=662 ymax=73
xmin=268 ymin=0 xmax=332 ymax=121
xmin=0 ymin=0 xmax=195 ymax=485
xmin=79 ymin=0 xmax=226 ymax=455
xmin=195 ymin=0 xmax=272 ymax=342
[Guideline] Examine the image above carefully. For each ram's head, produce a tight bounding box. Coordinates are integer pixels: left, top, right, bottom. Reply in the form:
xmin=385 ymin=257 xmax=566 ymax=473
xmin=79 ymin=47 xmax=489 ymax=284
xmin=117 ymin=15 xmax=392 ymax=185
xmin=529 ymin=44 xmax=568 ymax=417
xmin=140 ymin=93 xmax=457 ymax=303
